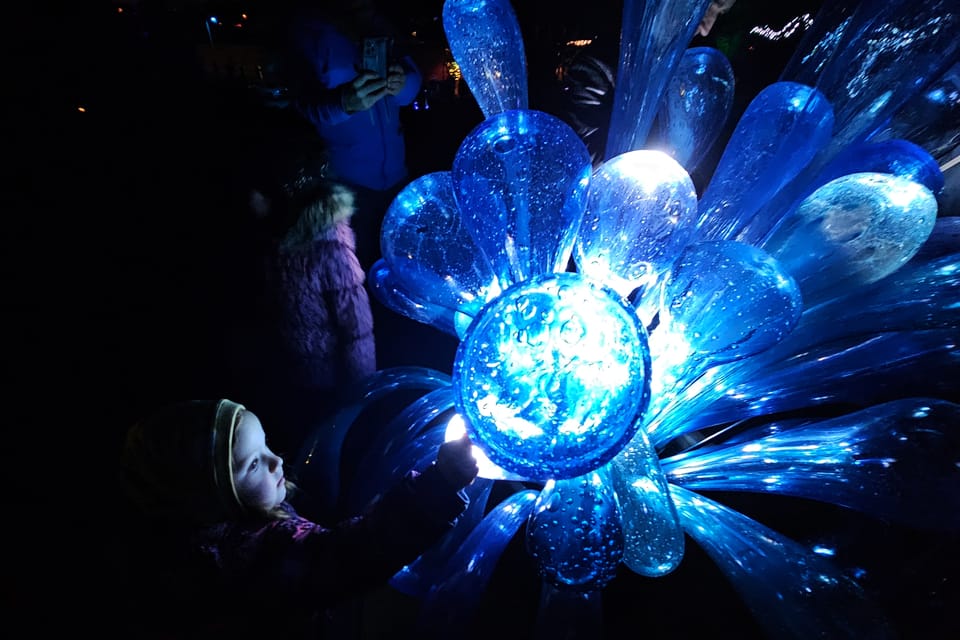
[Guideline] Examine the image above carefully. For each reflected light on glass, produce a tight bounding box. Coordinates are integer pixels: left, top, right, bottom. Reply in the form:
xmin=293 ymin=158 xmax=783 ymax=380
xmin=442 ymin=0 xmax=528 ymax=118
xmin=648 ymin=241 xmax=803 ymax=414
xmin=452 ymin=109 xmax=592 ymax=289
xmin=382 ymin=171 xmax=501 ymax=322
xmin=762 ymin=172 xmax=938 ymax=304
xmin=444 ymin=413 xmax=528 ymax=481
xmin=575 ymin=150 xmax=699 ymax=313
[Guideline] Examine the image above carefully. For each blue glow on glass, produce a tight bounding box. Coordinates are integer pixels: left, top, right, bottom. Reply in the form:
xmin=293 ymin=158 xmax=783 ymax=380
xmin=868 ymin=59 xmax=960 ymax=165
xmin=329 ymin=3 xmax=960 ymax=635
xmin=381 ymin=171 xmax=501 ymax=322
xmin=574 ymin=149 xmax=698 ymax=316
xmin=605 ymin=0 xmax=714 ymax=158
xmin=646 ymin=241 xmax=803 ymax=425
xmin=654 ymin=46 xmax=735 ymax=173
xmin=418 ymin=490 xmax=539 ymax=634
xmin=612 ymin=426 xmax=685 ymax=576
xmin=442 ymin=0 xmax=528 ymax=118
xmin=761 ymin=172 xmax=938 ymax=305
xmin=814 ymin=138 xmax=945 ymax=195
xmin=453 ymin=273 xmax=651 ymax=480
xmin=696 ymin=82 xmax=835 ymax=242
xmin=452 ymin=109 xmax=592 ymax=288
xmin=672 ymin=485 xmax=895 ymax=639
xmin=662 ymin=398 xmax=960 ymax=530
xmin=527 ymin=467 xmax=624 ymax=590
xmin=781 ymin=0 xmax=960 ymax=154
xmin=367 ymin=259 xmax=471 ymax=337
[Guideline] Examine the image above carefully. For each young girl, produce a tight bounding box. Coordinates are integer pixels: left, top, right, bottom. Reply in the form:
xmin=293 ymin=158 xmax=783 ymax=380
xmin=119 ymin=398 xmax=478 ymax=637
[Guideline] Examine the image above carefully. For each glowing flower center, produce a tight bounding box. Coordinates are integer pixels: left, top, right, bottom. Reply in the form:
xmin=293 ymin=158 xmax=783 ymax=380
xmin=453 ymin=273 xmax=651 ymax=480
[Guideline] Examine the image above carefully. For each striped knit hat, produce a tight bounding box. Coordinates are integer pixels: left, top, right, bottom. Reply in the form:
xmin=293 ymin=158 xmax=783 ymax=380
xmin=121 ymin=399 xmax=246 ymax=524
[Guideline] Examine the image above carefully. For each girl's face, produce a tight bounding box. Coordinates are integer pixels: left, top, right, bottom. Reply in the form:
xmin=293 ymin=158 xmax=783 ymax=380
xmin=232 ymin=411 xmax=286 ymax=512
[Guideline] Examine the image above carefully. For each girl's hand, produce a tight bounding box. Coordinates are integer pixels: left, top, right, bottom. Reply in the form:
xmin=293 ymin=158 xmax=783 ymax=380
xmin=436 ymin=434 xmax=479 ymax=489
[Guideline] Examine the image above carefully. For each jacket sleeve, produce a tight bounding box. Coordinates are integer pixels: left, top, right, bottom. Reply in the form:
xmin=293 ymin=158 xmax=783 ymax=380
xmin=293 ymin=86 xmax=352 ymax=128
xmin=255 ymin=464 xmax=468 ymax=607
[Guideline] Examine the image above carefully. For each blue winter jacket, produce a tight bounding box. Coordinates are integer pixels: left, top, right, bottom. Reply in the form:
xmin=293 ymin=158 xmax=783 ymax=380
xmin=288 ymin=12 xmax=421 ymax=191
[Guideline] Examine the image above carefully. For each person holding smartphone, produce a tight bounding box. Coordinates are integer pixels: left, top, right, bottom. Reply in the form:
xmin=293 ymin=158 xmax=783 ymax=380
xmin=280 ymin=0 xmax=422 ymax=273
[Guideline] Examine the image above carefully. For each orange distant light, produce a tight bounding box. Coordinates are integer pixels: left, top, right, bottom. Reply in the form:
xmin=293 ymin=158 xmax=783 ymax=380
xmin=77 ymin=106 xmax=86 ymax=113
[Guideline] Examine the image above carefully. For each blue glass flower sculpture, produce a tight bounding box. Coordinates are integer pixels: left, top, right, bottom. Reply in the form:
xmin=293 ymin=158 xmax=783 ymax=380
xmin=296 ymin=0 xmax=960 ymax=637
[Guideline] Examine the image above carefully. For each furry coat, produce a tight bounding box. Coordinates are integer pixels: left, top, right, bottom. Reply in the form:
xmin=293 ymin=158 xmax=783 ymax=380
xmin=266 ymin=183 xmax=376 ymax=392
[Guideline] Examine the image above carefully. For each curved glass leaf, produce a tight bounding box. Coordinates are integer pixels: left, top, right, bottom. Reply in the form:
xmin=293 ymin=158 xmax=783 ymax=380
xmin=417 ymin=490 xmax=539 ymax=634
xmin=611 ymin=427 xmax=685 ymax=576
xmin=663 ymin=398 xmax=960 ymax=530
xmin=381 ymin=171 xmax=501 ymax=321
xmin=672 ymin=485 xmax=896 ymax=639
xmin=368 ymin=259 xmax=470 ymax=337
xmin=761 ymin=172 xmax=938 ymax=305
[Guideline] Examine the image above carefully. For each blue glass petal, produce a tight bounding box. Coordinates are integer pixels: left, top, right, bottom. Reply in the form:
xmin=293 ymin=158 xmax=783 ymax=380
xmin=814 ymin=139 xmax=944 ymax=196
xmin=605 ymin=0 xmax=713 ymax=158
xmin=526 ymin=467 xmax=623 ymax=591
xmin=417 ymin=490 xmax=539 ymax=634
xmin=381 ymin=171 xmax=501 ymax=322
xmin=292 ymin=366 xmax=452 ymax=515
xmin=868 ymin=59 xmax=960 ymax=165
xmin=654 ymin=46 xmax=735 ymax=173
xmin=671 ymin=485 xmax=896 ymax=639
xmin=573 ymin=150 xmax=698 ymax=310
xmin=367 ymin=259 xmax=471 ymax=338
xmin=452 ymin=109 xmax=592 ymax=288
xmin=391 ymin=478 xmax=495 ymax=597
xmin=454 ymin=273 xmax=651 ymax=480
xmin=781 ymin=0 xmax=960 ymax=154
xmin=647 ymin=241 xmax=802 ymax=419
xmin=611 ymin=427 xmax=685 ymax=576
xmin=761 ymin=173 xmax=938 ymax=306
xmin=695 ymin=82 xmax=834 ymax=242
xmin=347 ymin=387 xmax=456 ymax=512
xmin=442 ymin=0 xmax=528 ymax=119
xmin=663 ymin=398 xmax=960 ymax=530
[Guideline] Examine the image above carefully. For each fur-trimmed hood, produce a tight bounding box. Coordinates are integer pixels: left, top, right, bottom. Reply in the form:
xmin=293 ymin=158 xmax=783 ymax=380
xmin=280 ymin=181 xmax=355 ymax=250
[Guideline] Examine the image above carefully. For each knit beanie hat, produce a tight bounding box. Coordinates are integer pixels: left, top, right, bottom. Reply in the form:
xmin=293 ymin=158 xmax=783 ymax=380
xmin=121 ymin=399 xmax=247 ymax=525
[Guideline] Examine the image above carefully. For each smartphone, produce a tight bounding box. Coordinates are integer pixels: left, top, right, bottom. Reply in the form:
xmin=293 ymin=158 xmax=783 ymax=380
xmin=362 ymin=37 xmax=390 ymax=79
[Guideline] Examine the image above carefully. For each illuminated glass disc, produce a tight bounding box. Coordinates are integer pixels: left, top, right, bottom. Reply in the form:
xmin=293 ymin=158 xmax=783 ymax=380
xmin=453 ymin=273 xmax=651 ymax=480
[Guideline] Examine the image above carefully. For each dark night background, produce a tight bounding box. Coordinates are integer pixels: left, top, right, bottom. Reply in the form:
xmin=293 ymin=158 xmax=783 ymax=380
xmin=5 ymin=1 xmax=958 ymax=637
